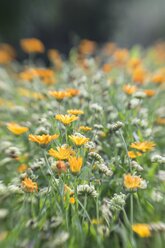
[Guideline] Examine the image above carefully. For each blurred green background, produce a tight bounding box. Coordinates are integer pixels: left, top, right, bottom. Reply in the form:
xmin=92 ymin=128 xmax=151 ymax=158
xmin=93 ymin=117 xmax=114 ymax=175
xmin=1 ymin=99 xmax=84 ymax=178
xmin=0 ymin=0 xmax=165 ymax=53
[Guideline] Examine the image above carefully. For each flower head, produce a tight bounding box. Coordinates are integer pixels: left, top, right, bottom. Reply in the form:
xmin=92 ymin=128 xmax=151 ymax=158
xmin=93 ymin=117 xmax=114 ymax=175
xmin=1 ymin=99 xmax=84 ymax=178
xmin=49 ymin=91 xmax=70 ymax=100
xmin=49 ymin=145 xmax=75 ymax=160
xmin=132 ymin=224 xmax=151 ymax=238
xmin=67 ymin=109 xmax=84 ymax=115
xmin=128 ymin=151 xmax=142 ymax=159
xmin=68 ymin=156 xmax=83 ymax=173
xmin=20 ymin=38 xmax=45 ymax=53
xmin=17 ymin=164 xmax=28 ymax=173
xmin=124 ymin=174 xmax=143 ymax=189
xmin=22 ymin=177 xmax=38 ymax=192
xmin=123 ymin=84 xmax=137 ymax=95
xmin=55 ymin=114 xmax=78 ymax=125
xmin=29 ymin=134 xmax=59 ymax=145
xmin=79 ymin=126 xmax=92 ymax=132
xmin=7 ymin=123 xmax=29 ymax=135
xmin=69 ymin=135 xmax=89 ymax=146
xmin=130 ymin=141 xmax=156 ymax=152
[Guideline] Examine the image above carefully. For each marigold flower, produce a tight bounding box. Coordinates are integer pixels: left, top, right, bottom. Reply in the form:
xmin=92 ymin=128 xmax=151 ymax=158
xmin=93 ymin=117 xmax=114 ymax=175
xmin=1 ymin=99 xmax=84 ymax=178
xmin=56 ymin=160 xmax=67 ymax=174
xmin=55 ymin=114 xmax=78 ymax=125
xmin=132 ymin=224 xmax=151 ymax=238
xmin=123 ymin=84 xmax=137 ymax=95
xmin=28 ymin=134 xmax=59 ymax=145
xmin=49 ymin=145 xmax=75 ymax=160
xmin=7 ymin=123 xmax=29 ymax=135
xmin=130 ymin=141 xmax=156 ymax=152
xmin=124 ymin=174 xmax=142 ymax=189
xmin=17 ymin=164 xmax=28 ymax=173
xmin=69 ymin=135 xmax=89 ymax=146
xmin=67 ymin=109 xmax=84 ymax=115
xmin=79 ymin=39 xmax=96 ymax=55
xmin=143 ymin=89 xmax=156 ymax=97
xmin=20 ymin=38 xmax=45 ymax=53
xmin=156 ymin=117 xmax=165 ymax=125
xmin=128 ymin=151 xmax=142 ymax=159
xmin=66 ymin=88 xmax=80 ymax=97
xmin=49 ymin=91 xmax=70 ymax=100
xmin=69 ymin=197 xmax=76 ymax=204
xmin=22 ymin=177 xmax=38 ymax=192
xmin=68 ymin=156 xmax=83 ymax=173
xmin=79 ymin=126 xmax=92 ymax=132
xmin=132 ymin=66 xmax=146 ymax=84
xmin=102 ymin=63 xmax=112 ymax=73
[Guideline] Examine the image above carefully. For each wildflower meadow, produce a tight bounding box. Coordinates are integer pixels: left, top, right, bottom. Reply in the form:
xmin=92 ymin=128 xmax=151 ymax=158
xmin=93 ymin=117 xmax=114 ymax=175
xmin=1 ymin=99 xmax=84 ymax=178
xmin=0 ymin=39 xmax=165 ymax=248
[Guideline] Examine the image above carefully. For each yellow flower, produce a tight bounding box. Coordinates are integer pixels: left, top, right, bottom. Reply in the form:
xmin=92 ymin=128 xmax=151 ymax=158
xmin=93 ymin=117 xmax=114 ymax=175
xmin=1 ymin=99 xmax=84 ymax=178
xmin=28 ymin=134 xmax=59 ymax=145
xmin=7 ymin=122 xmax=29 ymax=135
xmin=124 ymin=174 xmax=142 ymax=189
xmin=67 ymin=109 xmax=84 ymax=115
xmin=128 ymin=151 xmax=142 ymax=159
xmin=132 ymin=224 xmax=151 ymax=238
xmin=69 ymin=135 xmax=89 ymax=146
xmin=69 ymin=197 xmax=76 ymax=204
xmin=123 ymin=84 xmax=137 ymax=95
xmin=17 ymin=164 xmax=28 ymax=173
xmin=20 ymin=38 xmax=45 ymax=53
xmin=48 ymin=145 xmax=75 ymax=160
xmin=68 ymin=156 xmax=83 ymax=173
xmin=66 ymin=88 xmax=80 ymax=97
xmin=55 ymin=114 xmax=78 ymax=125
xmin=130 ymin=141 xmax=156 ymax=152
xmin=22 ymin=177 xmax=38 ymax=192
xmin=49 ymin=91 xmax=70 ymax=100
xmin=79 ymin=126 xmax=92 ymax=132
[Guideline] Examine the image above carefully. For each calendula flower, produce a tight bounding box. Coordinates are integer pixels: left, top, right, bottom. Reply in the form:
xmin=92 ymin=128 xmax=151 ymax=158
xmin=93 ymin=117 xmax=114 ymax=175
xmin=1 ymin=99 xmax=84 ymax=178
xmin=79 ymin=39 xmax=96 ymax=55
xmin=68 ymin=156 xmax=83 ymax=173
xmin=66 ymin=88 xmax=80 ymax=97
xmin=156 ymin=117 xmax=165 ymax=125
xmin=28 ymin=134 xmax=59 ymax=145
xmin=143 ymin=89 xmax=156 ymax=97
xmin=49 ymin=91 xmax=70 ymax=100
xmin=123 ymin=84 xmax=137 ymax=95
xmin=22 ymin=177 xmax=38 ymax=192
xmin=124 ymin=174 xmax=144 ymax=189
xmin=56 ymin=161 xmax=67 ymax=174
xmin=20 ymin=38 xmax=45 ymax=53
xmin=67 ymin=109 xmax=84 ymax=115
xmin=7 ymin=123 xmax=29 ymax=135
xmin=69 ymin=197 xmax=76 ymax=204
xmin=128 ymin=151 xmax=142 ymax=159
xmin=55 ymin=114 xmax=78 ymax=125
xmin=130 ymin=141 xmax=156 ymax=152
xmin=17 ymin=164 xmax=28 ymax=173
xmin=132 ymin=224 xmax=151 ymax=238
xmin=79 ymin=126 xmax=92 ymax=132
xmin=69 ymin=135 xmax=89 ymax=146
xmin=49 ymin=145 xmax=75 ymax=160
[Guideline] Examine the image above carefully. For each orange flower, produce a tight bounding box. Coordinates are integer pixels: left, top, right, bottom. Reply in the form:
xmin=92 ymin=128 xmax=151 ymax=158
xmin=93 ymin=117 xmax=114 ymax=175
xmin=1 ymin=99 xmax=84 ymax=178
xmin=20 ymin=38 xmax=45 ymax=53
xmin=69 ymin=197 xmax=76 ymax=204
xmin=68 ymin=156 xmax=83 ymax=173
xmin=49 ymin=145 xmax=75 ymax=160
xmin=113 ymin=49 xmax=129 ymax=64
xmin=79 ymin=126 xmax=92 ymax=132
xmin=69 ymin=135 xmax=89 ymax=146
xmin=47 ymin=49 xmax=62 ymax=69
xmin=22 ymin=177 xmax=38 ymax=192
xmin=55 ymin=114 xmax=78 ymax=125
xmin=132 ymin=224 xmax=151 ymax=238
xmin=67 ymin=109 xmax=84 ymax=115
xmin=17 ymin=164 xmax=28 ymax=173
xmin=130 ymin=141 xmax=155 ymax=152
xmin=29 ymin=134 xmax=59 ymax=145
xmin=102 ymin=63 xmax=112 ymax=73
xmin=132 ymin=66 xmax=147 ymax=84
xmin=128 ymin=151 xmax=142 ymax=159
xmin=79 ymin=39 xmax=96 ymax=55
xmin=49 ymin=91 xmax=70 ymax=100
xmin=143 ymin=89 xmax=156 ymax=97
xmin=123 ymin=84 xmax=138 ymax=95
xmin=7 ymin=123 xmax=29 ymax=135
xmin=66 ymin=88 xmax=80 ymax=97
xmin=156 ymin=117 xmax=165 ymax=125
xmin=124 ymin=174 xmax=142 ymax=189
